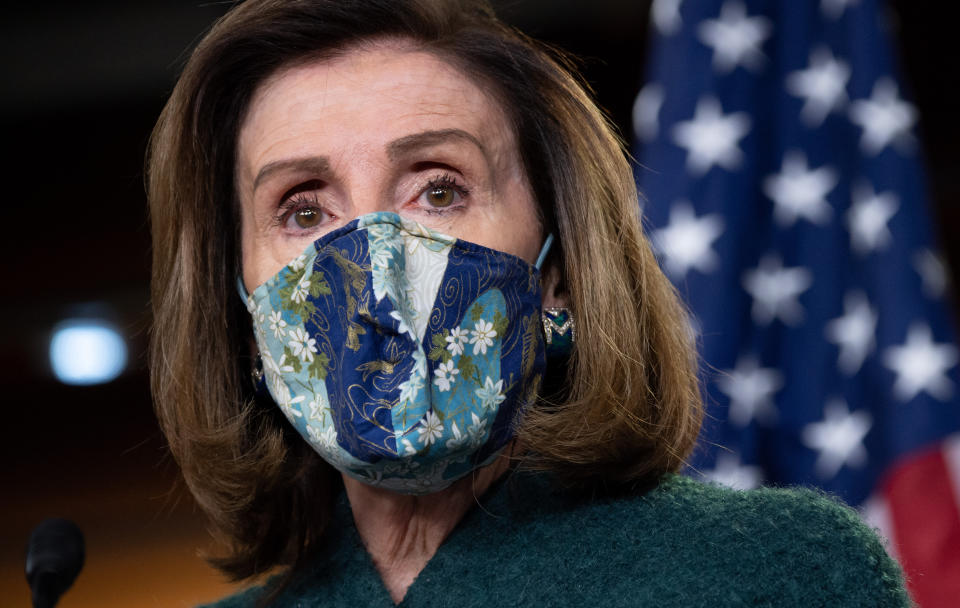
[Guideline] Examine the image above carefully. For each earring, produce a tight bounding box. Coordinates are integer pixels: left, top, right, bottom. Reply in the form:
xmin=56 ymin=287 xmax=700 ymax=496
xmin=251 ymin=352 xmax=267 ymax=393
xmin=542 ymin=307 xmax=575 ymax=357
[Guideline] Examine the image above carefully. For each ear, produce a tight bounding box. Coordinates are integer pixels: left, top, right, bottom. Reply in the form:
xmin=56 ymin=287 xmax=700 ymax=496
xmin=540 ymin=260 xmax=568 ymax=309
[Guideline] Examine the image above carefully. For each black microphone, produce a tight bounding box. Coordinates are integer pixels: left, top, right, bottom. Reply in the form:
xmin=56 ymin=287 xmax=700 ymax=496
xmin=25 ymin=518 xmax=85 ymax=608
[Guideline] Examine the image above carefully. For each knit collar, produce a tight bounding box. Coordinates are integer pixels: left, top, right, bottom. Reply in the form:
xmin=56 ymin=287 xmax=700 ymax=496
xmin=270 ymin=469 xmax=558 ymax=606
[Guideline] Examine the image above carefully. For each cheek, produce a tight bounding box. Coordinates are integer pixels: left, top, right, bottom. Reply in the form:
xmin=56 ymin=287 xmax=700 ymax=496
xmin=484 ymin=146 xmax=543 ymax=264
xmin=240 ymin=232 xmax=271 ymax=294
xmin=239 ymin=191 xmax=319 ymax=292
xmin=504 ymin=217 xmax=545 ymax=264
xmin=240 ymin=221 xmax=303 ymax=293
xmin=239 ymin=190 xmax=269 ymax=293
xmin=476 ymin=195 xmax=543 ymax=264
xmin=493 ymin=176 xmax=544 ymax=264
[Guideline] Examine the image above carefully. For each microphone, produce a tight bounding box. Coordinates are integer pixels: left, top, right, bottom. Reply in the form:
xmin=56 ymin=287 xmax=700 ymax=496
xmin=25 ymin=518 xmax=85 ymax=608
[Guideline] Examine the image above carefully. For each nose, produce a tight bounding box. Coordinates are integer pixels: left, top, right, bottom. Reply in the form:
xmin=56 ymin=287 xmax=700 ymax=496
xmin=334 ymin=159 xmax=394 ymax=225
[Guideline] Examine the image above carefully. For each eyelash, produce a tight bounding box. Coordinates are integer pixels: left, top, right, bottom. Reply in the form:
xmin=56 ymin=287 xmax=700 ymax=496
xmin=272 ymin=173 xmax=471 ymax=229
xmin=273 ymin=190 xmax=321 ymax=228
xmin=419 ymin=173 xmax=470 ymax=214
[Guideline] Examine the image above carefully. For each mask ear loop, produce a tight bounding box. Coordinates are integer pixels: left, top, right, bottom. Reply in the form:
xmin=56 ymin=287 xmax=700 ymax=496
xmin=535 ymin=233 xmax=554 ymax=271
xmin=236 ymin=276 xmax=250 ymax=300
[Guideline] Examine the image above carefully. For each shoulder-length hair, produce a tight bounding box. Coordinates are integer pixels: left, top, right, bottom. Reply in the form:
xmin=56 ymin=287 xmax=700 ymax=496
xmin=148 ymin=0 xmax=701 ymax=582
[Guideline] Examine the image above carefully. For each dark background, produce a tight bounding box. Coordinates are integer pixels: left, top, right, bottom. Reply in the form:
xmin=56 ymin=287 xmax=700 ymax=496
xmin=1 ymin=1 xmax=956 ymax=605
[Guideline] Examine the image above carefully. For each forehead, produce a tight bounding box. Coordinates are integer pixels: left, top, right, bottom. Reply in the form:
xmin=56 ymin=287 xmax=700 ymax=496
xmin=236 ymin=41 xmax=516 ymax=177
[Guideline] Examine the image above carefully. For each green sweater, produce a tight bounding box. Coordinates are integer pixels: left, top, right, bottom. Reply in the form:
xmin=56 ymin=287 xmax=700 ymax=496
xmin=205 ymin=472 xmax=910 ymax=607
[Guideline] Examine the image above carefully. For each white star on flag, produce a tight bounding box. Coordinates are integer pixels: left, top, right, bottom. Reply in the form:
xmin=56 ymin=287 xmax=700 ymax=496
xmin=883 ymin=322 xmax=959 ymax=402
xmin=821 ymin=0 xmax=859 ymax=20
xmin=763 ymin=150 xmax=838 ymax=227
xmin=633 ymin=83 xmax=665 ymax=142
xmin=716 ymin=355 xmax=783 ymax=427
xmin=785 ymin=46 xmax=851 ymax=127
xmin=802 ymin=398 xmax=872 ymax=480
xmin=651 ymin=0 xmax=684 ymax=36
xmin=846 ymin=182 xmax=898 ymax=255
xmin=697 ymin=0 xmax=772 ymax=73
xmin=825 ymin=291 xmax=878 ymax=375
xmin=742 ymin=254 xmax=813 ymax=326
xmin=652 ymin=201 xmax=724 ymax=279
xmin=704 ymin=452 xmax=763 ymax=490
xmin=914 ymin=249 xmax=948 ymax=299
xmin=849 ymin=77 xmax=917 ymax=156
xmin=672 ymin=96 xmax=751 ymax=176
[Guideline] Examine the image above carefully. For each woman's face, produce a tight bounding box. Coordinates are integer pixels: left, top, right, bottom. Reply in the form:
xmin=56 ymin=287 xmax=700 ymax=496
xmin=237 ymin=41 xmax=543 ymax=292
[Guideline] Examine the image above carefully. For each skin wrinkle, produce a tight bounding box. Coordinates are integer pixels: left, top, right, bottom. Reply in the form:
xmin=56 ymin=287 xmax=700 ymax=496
xmin=249 ymin=126 xmax=491 ymax=197
xmin=386 ymin=128 xmax=488 ymax=162
xmin=343 ymin=449 xmax=514 ymax=603
xmin=253 ymin=156 xmax=332 ymax=192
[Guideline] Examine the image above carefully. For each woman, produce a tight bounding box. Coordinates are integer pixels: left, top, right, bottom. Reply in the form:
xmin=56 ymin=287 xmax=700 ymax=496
xmin=148 ymin=1 xmax=909 ymax=606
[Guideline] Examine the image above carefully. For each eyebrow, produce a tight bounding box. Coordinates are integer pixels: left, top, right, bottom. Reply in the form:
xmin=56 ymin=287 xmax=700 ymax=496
xmin=386 ymin=128 xmax=486 ymax=161
xmin=253 ymin=156 xmax=331 ymax=192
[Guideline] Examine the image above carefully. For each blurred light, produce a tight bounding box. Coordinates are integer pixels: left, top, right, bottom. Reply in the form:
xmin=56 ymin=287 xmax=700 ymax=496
xmin=49 ymin=319 xmax=128 ymax=385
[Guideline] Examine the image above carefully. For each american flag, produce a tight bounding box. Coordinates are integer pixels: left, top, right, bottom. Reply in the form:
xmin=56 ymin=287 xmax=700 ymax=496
xmin=632 ymin=0 xmax=960 ymax=605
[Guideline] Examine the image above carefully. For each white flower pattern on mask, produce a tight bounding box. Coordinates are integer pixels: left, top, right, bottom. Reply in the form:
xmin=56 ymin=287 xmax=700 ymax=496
xmin=272 ymin=375 xmax=304 ymax=419
xmin=288 ymin=327 xmax=317 ymax=362
xmin=291 ymin=275 xmax=311 ymax=304
xmin=398 ymin=372 xmax=424 ymax=404
xmin=268 ymin=310 xmax=287 ymax=338
xmin=446 ymin=326 xmax=468 ymax=356
xmin=251 ymin=303 xmax=265 ymax=325
xmin=247 ymin=302 xmax=267 ymax=346
xmin=433 ymin=360 xmax=459 ymax=392
xmin=475 ymin=376 xmax=506 ymax=411
xmin=417 ymin=411 xmax=444 ymax=446
xmin=307 ymin=425 xmax=324 ymax=445
xmin=370 ymin=239 xmax=405 ymax=302
xmin=369 ymin=245 xmax=395 ymax=270
xmin=308 ymin=425 xmax=337 ymax=450
xmin=467 ymin=412 xmax=489 ymax=447
xmin=445 ymin=421 xmax=470 ymax=450
xmin=263 ymin=351 xmax=295 ymax=376
xmin=307 ymin=396 xmax=329 ymax=422
xmin=288 ymin=255 xmax=307 ymax=272
xmin=470 ymin=319 xmax=497 ymax=355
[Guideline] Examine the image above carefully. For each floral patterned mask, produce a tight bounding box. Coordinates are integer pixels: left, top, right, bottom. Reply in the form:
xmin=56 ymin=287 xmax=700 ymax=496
xmin=242 ymin=212 xmax=550 ymax=494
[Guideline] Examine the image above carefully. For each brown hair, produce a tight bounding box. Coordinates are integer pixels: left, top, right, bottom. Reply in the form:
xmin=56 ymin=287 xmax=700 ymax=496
xmin=148 ymin=0 xmax=702 ymax=583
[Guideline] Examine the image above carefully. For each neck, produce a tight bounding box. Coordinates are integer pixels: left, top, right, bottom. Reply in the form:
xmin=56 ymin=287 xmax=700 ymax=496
xmin=343 ymin=447 xmax=514 ymax=604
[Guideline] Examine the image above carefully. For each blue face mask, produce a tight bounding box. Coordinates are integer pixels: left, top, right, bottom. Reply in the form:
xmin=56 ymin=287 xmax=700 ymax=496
xmin=241 ymin=212 xmax=551 ymax=494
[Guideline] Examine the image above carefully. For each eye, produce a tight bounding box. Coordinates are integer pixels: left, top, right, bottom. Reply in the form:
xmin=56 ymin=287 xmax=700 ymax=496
xmin=275 ymin=187 xmax=332 ymax=232
xmin=292 ymin=207 xmax=323 ymax=229
xmin=418 ymin=174 xmax=469 ymax=210
xmin=426 ymin=185 xmax=456 ymax=208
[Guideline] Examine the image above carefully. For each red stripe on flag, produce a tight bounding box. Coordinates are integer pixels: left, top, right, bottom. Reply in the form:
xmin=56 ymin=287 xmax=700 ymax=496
xmin=882 ymin=445 xmax=960 ymax=608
